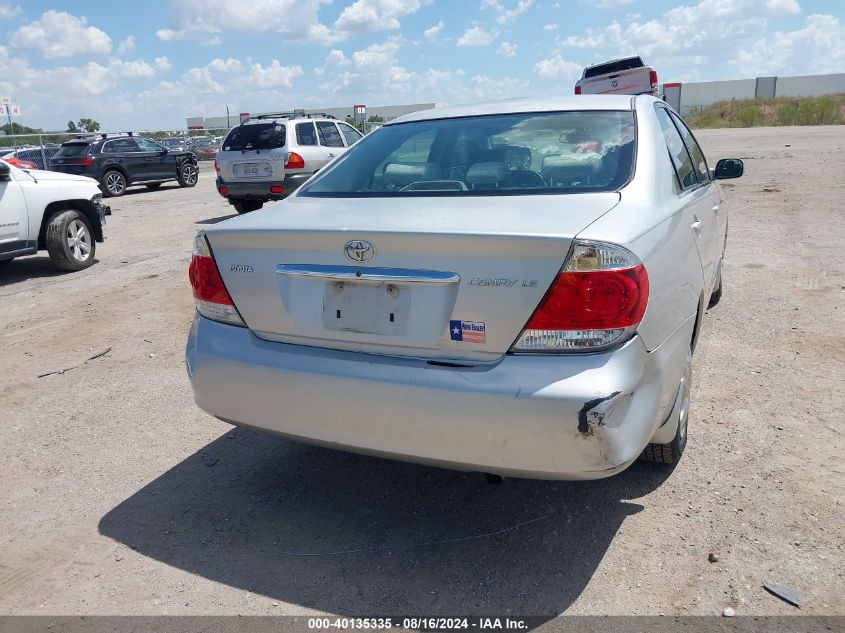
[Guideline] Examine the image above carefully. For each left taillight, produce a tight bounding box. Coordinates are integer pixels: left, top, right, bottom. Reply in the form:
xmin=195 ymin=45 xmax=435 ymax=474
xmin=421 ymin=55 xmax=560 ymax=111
xmin=649 ymin=69 xmax=658 ymax=93
xmin=510 ymin=241 xmax=648 ymax=353
xmin=188 ymin=232 xmax=245 ymax=327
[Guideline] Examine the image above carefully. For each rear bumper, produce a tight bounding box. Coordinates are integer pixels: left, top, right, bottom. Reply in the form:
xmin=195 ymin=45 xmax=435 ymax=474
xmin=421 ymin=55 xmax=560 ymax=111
xmin=186 ymin=315 xmax=693 ymax=480
xmin=217 ymin=174 xmax=311 ymax=202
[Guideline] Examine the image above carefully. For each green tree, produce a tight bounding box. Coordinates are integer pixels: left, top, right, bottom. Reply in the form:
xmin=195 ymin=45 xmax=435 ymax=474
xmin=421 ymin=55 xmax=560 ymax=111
xmin=0 ymin=122 xmax=43 ymax=135
xmin=67 ymin=120 xmax=78 ymax=132
xmin=367 ymin=115 xmax=385 ymax=123
xmin=77 ymin=118 xmax=100 ymax=133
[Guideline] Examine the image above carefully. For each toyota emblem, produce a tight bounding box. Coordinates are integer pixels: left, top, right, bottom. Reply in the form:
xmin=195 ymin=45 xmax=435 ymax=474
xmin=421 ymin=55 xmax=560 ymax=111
xmin=344 ymin=239 xmax=375 ymax=263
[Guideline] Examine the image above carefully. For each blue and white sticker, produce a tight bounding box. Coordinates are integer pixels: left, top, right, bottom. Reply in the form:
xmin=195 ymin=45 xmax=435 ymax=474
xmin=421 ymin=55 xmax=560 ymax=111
xmin=450 ymin=320 xmax=486 ymax=344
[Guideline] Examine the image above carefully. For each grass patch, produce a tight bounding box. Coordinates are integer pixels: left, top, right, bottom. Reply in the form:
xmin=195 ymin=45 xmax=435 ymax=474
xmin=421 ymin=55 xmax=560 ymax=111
xmin=685 ymin=94 xmax=845 ymax=128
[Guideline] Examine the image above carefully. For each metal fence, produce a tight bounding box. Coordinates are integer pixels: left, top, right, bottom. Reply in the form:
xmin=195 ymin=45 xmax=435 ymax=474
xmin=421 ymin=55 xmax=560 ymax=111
xmin=0 ymin=128 xmax=235 ymax=168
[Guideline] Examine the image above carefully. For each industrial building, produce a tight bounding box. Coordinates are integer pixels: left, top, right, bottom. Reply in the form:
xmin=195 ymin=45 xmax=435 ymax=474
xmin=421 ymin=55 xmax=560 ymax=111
xmin=187 ymin=103 xmax=436 ymax=130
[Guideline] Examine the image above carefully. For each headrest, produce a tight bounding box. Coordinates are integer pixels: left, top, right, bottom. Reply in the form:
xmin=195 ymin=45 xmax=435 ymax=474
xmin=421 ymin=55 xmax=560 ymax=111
xmin=383 ymin=162 xmax=443 ymax=188
xmin=465 ymin=162 xmax=510 ymax=188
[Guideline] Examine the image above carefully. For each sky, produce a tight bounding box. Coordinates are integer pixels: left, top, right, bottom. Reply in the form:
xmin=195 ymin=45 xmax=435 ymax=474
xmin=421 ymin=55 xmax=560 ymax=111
xmin=0 ymin=0 xmax=843 ymax=131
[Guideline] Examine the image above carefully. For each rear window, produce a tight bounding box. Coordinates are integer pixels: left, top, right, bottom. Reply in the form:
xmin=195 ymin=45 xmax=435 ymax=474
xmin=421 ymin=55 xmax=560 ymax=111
xmin=584 ymin=57 xmax=644 ymax=78
xmin=223 ymin=123 xmax=286 ymax=151
xmin=299 ymin=110 xmax=636 ymax=197
xmin=53 ymin=143 xmax=90 ymax=158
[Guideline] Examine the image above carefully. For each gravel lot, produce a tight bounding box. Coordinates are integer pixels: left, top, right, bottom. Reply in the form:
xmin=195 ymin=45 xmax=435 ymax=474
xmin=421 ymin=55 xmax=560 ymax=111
xmin=1 ymin=126 xmax=843 ymax=619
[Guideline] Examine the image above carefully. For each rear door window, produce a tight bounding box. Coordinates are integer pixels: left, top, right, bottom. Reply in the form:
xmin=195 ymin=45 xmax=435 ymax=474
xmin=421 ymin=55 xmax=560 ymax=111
xmin=655 ymin=107 xmax=697 ymax=190
xmin=53 ymin=143 xmax=91 ymax=158
xmin=102 ymin=138 xmax=140 ymax=154
xmin=317 ymin=122 xmax=344 ymax=148
xmin=136 ymin=138 xmax=165 ymax=152
xmin=296 ymin=122 xmax=317 ymax=146
xmin=669 ymin=111 xmax=710 ymax=181
xmin=584 ymin=57 xmax=644 ymax=78
xmin=338 ymin=123 xmax=363 ymax=146
xmin=223 ymin=123 xmax=286 ymax=151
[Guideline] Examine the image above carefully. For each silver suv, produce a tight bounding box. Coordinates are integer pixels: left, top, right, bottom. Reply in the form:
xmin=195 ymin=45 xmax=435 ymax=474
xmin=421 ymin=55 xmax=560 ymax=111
xmin=215 ymin=111 xmax=363 ymax=214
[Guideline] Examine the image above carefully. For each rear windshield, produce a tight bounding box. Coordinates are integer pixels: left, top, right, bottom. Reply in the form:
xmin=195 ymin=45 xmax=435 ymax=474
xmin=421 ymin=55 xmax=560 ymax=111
xmin=223 ymin=123 xmax=286 ymax=151
xmin=53 ymin=143 xmax=90 ymax=158
xmin=584 ymin=57 xmax=644 ymax=78
xmin=299 ymin=110 xmax=636 ymax=197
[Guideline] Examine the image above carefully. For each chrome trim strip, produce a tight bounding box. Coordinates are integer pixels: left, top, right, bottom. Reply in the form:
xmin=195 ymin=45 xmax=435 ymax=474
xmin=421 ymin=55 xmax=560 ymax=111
xmin=275 ymin=264 xmax=460 ymax=285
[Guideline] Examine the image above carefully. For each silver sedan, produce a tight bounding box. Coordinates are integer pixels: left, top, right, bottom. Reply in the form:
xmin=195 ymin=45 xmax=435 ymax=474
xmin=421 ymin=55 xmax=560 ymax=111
xmin=185 ymin=95 xmax=743 ymax=480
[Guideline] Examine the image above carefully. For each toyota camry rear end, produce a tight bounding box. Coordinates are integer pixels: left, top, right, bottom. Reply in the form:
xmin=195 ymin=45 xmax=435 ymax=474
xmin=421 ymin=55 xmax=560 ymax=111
xmin=186 ymin=95 xmax=723 ymax=479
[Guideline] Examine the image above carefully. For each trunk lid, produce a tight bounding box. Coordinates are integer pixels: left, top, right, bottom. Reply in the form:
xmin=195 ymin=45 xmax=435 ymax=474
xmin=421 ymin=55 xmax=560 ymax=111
xmin=205 ymin=193 xmax=620 ymax=361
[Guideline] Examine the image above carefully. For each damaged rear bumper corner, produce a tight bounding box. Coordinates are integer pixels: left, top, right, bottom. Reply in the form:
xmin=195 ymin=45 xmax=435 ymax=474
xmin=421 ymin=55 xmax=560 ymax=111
xmin=186 ymin=314 xmax=693 ymax=480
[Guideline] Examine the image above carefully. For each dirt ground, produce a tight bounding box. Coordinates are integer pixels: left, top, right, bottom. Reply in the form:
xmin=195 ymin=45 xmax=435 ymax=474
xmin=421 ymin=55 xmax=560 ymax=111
xmin=1 ymin=126 xmax=843 ymax=619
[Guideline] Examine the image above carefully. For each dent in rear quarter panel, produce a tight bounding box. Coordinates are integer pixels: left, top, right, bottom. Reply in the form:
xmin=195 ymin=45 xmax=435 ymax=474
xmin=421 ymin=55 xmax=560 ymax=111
xmin=575 ymin=97 xmax=704 ymax=353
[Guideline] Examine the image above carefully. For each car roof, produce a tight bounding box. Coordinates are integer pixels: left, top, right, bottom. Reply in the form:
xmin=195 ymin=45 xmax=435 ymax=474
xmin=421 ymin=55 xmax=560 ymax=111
xmin=387 ymin=95 xmax=636 ymax=125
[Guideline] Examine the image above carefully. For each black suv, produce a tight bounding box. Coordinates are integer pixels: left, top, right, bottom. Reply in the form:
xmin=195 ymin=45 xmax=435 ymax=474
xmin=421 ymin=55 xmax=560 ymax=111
xmin=49 ymin=134 xmax=199 ymax=197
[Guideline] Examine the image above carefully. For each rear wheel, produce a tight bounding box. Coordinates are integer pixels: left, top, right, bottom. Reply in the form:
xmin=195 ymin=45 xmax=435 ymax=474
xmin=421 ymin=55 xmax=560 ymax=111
xmin=232 ymin=200 xmax=264 ymax=214
xmin=641 ymin=347 xmax=692 ymax=465
xmin=45 ymin=210 xmax=96 ymax=271
xmin=101 ymin=170 xmax=126 ymax=197
xmin=177 ymin=162 xmax=198 ymax=188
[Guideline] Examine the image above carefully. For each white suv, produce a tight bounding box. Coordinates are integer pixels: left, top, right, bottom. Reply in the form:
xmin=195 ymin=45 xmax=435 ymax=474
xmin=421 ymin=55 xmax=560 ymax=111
xmin=215 ymin=111 xmax=363 ymax=214
xmin=0 ymin=160 xmax=107 ymax=271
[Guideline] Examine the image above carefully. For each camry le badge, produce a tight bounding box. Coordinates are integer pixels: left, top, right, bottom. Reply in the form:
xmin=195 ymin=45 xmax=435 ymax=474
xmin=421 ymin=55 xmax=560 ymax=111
xmin=344 ymin=240 xmax=375 ymax=263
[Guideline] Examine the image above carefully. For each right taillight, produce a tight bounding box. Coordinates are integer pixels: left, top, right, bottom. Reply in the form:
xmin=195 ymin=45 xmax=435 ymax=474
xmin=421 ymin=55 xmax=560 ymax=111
xmin=188 ymin=232 xmax=245 ymax=327
xmin=284 ymin=151 xmax=305 ymax=169
xmin=510 ymin=241 xmax=648 ymax=353
xmin=649 ymin=69 xmax=658 ymax=92
xmin=574 ymin=85 xmax=582 ymax=95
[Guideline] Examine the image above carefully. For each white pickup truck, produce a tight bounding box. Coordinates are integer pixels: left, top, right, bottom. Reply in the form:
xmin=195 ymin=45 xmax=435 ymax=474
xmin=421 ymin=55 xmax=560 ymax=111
xmin=0 ymin=160 xmax=107 ymax=271
xmin=575 ymin=56 xmax=659 ymax=97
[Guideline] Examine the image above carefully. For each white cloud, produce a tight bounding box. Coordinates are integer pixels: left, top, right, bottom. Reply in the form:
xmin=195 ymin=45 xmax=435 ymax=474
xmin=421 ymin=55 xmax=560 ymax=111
xmin=334 ymin=0 xmax=424 ymax=33
xmin=154 ymin=56 xmax=172 ymax=71
xmin=733 ymin=14 xmax=845 ymax=76
xmin=156 ymin=0 xmax=332 ymax=44
xmin=496 ymin=41 xmax=517 ymax=57
xmin=245 ymin=60 xmax=304 ymax=90
xmin=424 ymin=20 xmax=444 ymax=41
xmin=589 ymin=0 xmax=634 ymax=8
xmin=558 ymin=0 xmax=805 ymax=73
xmin=326 ymin=49 xmax=351 ymax=66
xmin=11 ymin=10 xmax=112 ymax=59
xmin=207 ymin=57 xmax=243 ymax=72
xmin=352 ymin=37 xmax=403 ymax=67
xmin=534 ymin=54 xmax=581 ymax=81
xmin=0 ymin=3 xmax=22 ymax=19
xmin=457 ymin=26 xmax=497 ymax=47
xmin=481 ymin=0 xmax=534 ymax=25
xmin=117 ymin=36 xmax=136 ymax=55
xmin=543 ymin=23 xmax=558 ymax=31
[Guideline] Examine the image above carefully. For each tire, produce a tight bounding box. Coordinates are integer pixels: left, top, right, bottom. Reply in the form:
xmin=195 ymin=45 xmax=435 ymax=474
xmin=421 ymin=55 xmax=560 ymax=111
xmin=146 ymin=183 xmax=163 ymax=189
xmin=101 ymin=170 xmax=127 ymax=197
xmin=708 ymin=259 xmax=723 ymax=308
xmin=177 ymin=162 xmax=198 ymax=188
xmin=232 ymin=200 xmax=263 ymax=214
xmin=45 ymin=210 xmax=96 ymax=272
xmin=640 ymin=347 xmax=692 ymax=465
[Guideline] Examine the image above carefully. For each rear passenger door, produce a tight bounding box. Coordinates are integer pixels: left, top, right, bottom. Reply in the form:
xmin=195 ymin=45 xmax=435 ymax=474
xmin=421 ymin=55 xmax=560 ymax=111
xmin=293 ymin=122 xmax=327 ymax=173
xmin=669 ymin=111 xmax=726 ymax=284
xmin=654 ymin=106 xmax=719 ymax=291
xmin=316 ymin=121 xmax=345 ymax=164
xmin=102 ymin=138 xmax=145 ymax=182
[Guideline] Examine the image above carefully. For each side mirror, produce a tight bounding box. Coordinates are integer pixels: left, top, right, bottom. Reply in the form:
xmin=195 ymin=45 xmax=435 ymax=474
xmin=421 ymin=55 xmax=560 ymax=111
xmin=0 ymin=161 xmax=10 ymax=180
xmin=714 ymin=158 xmax=743 ymax=180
